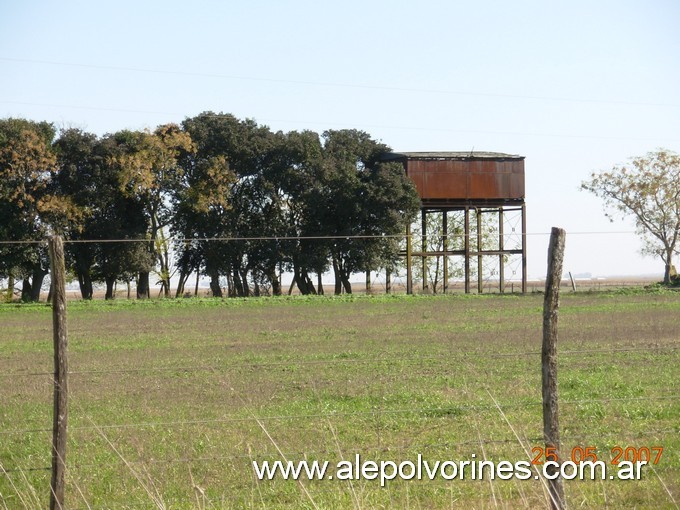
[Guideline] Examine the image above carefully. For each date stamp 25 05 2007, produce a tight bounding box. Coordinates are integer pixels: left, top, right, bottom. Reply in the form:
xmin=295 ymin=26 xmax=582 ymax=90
xmin=531 ymin=445 xmax=664 ymax=466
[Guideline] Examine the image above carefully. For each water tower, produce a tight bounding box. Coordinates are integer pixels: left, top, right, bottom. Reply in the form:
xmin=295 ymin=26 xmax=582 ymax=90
xmin=383 ymin=151 xmax=527 ymax=294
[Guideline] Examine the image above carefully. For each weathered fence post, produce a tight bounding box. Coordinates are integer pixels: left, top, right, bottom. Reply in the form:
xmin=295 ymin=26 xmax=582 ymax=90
xmin=543 ymin=227 xmax=566 ymax=510
xmin=48 ymin=235 xmax=69 ymax=510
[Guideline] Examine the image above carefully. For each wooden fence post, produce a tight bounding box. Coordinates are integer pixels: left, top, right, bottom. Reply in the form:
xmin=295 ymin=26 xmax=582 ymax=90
xmin=543 ymin=227 xmax=566 ymax=510
xmin=48 ymin=235 xmax=69 ymax=510
xmin=568 ymin=271 xmax=576 ymax=292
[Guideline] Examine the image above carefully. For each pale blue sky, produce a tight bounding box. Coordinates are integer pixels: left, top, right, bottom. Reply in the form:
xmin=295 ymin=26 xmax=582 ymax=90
xmin=1 ymin=0 xmax=679 ymax=279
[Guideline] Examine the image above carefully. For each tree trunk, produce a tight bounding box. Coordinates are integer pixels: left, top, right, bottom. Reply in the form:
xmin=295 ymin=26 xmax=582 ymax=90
xmin=6 ymin=273 xmax=14 ymax=302
xmin=209 ymin=271 xmax=222 ymax=298
xmin=30 ymin=267 xmax=48 ymax=302
xmin=293 ymin=266 xmax=316 ymax=295
xmin=304 ymin=272 xmax=316 ymax=295
xmin=105 ymin=276 xmax=116 ymax=300
xmin=267 ymin=266 xmax=282 ymax=296
xmin=317 ymin=273 xmax=324 ymax=295
xmin=227 ymin=272 xmax=235 ymax=297
xmin=161 ymin=274 xmax=170 ymax=297
xmin=341 ymin=273 xmax=352 ymax=294
xmin=293 ymin=266 xmax=305 ymax=295
xmin=175 ymin=270 xmax=188 ymax=298
xmin=292 ymin=260 xmax=313 ymax=295
xmin=21 ymin=278 xmax=32 ymax=302
xmin=239 ymin=268 xmax=250 ymax=297
xmin=160 ymin=245 xmax=171 ymax=298
xmin=78 ymin=269 xmax=93 ymax=300
xmin=137 ymin=272 xmax=150 ymax=299
xmin=433 ymin=255 xmax=441 ymax=294
xmin=232 ymin=269 xmax=244 ymax=297
xmin=194 ymin=267 xmax=200 ymax=297
xmin=332 ymin=258 xmax=342 ymax=295
xmin=663 ymin=248 xmax=674 ymax=284
xmin=272 ymin=272 xmax=282 ymax=296
xmin=84 ymin=272 xmax=93 ymax=300
xmin=332 ymin=256 xmax=352 ymax=294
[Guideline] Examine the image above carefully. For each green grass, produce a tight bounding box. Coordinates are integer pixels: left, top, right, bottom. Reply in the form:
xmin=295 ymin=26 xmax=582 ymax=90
xmin=0 ymin=291 xmax=678 ymax=508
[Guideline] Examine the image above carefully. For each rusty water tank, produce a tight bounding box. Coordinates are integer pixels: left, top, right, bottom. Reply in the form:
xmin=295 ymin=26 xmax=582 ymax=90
xmin=382 ymin=152 xmax=525 ymax=206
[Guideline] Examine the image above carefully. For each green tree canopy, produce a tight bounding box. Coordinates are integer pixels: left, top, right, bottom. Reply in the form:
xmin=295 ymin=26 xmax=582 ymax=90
xmin=320 ymin=129 xmax=420 ymax=294
xmin=1 ymin=114 xmax=421 ymax=300
xmin=0 ymin=118 xmax=58 ymax=300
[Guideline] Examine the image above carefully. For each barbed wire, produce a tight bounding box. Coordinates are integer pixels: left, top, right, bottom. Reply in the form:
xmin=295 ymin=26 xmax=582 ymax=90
xmin=1 ymin=346 xmax=676 ymax=379
xmin=2 ymin=58 xmax=677 ymax=109
xmin=1 ymin=394 xmax=676 ymax=437
xmin=3 ymin=428 xmax=678 ymax=476
xmin=0 ymin=438 xmax=542 ymax=474
xmin=0 ymin=230 xmax=642 ymax=246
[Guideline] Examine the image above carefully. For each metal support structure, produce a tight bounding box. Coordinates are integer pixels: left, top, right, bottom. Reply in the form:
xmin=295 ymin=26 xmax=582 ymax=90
xmin=406 ymin=223 xmax=413 ymax=295
xmin=421 ymin=210 xmax=428 ymax=292
xmin=442 ymin=210 xmax=448 ymax=294
xmin=477 ymin=208 xmax=483 ymax=294
xmin=522 ymin=203 xmax=527 ymax=293
xmin=464 ymin=207 xmax=470 ymax=294
xmin=391 ymin=151 xmax=526 ymax=295
xmin=404 ymin=201 xmax=526 ymax=295
xmin=498 ymin=207 xmax=505 ymax=293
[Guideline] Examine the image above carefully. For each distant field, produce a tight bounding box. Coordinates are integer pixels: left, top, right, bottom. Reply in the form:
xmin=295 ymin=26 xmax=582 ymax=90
xmin=1 ymin=290 xmax=678 ymax=508
xmin=16 ymin=274 xmax=663 ymax=301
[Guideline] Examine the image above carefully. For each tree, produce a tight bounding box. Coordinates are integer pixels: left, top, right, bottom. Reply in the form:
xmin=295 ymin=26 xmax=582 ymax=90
xmin=113 ymin=125 xmax=195 ymax=298
xmin=53 ymin=128 xmax=100 ymax=299
xmin=265 ymin=129 xmax=328 ymax=295
xmin=320 ymin=130 xmax=420 ymax=294
xmin=172 ymin=151 xmax=234 ymax=297
xmin=581 ymin=149 xmax=680 ymax=284
xmin=54 ymin=129 xmax=153 ymax=299
xmin=178 ymin=112 xmax=270 ymax=297
xmin=0 ymin=118 xmax=58 ymax=301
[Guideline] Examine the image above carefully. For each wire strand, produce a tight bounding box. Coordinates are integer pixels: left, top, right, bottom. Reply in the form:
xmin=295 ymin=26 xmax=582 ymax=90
xmin=1 ymin=395 xmax=676 ymax=436
xmin=2 ymin=346 xmax=676 ymax=379
xmin=2 ymin=57 xmax=677 ymax=109
xmin=0 ymin=230 xmax=642 ymax=245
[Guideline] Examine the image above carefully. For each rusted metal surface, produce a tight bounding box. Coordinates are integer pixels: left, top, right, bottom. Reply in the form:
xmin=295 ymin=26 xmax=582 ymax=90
xmin=383 ymin=152 xmax=525 ymax=205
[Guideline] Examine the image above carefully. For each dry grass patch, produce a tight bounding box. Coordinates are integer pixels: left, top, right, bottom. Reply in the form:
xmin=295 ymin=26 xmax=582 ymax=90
xmin=0 ymin=291 xmax=678 ymax=508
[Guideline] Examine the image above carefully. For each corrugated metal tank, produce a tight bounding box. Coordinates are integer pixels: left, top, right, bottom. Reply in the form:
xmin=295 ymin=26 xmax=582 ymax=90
xmin=383 ymin=152 xmax=525 ymax=204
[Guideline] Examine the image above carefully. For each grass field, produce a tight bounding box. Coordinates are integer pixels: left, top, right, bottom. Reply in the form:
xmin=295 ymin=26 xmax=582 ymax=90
xmin=1 ymin=290 xmax=678 ymax=509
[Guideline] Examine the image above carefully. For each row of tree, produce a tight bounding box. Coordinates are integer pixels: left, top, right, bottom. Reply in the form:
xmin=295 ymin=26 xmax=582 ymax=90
xmin=0 ymin=113 xmax=421 ymax=301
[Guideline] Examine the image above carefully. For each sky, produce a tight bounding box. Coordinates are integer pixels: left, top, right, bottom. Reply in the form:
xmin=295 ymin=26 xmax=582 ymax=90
xmin=1 ymin=0 xmax=679 ymax=280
